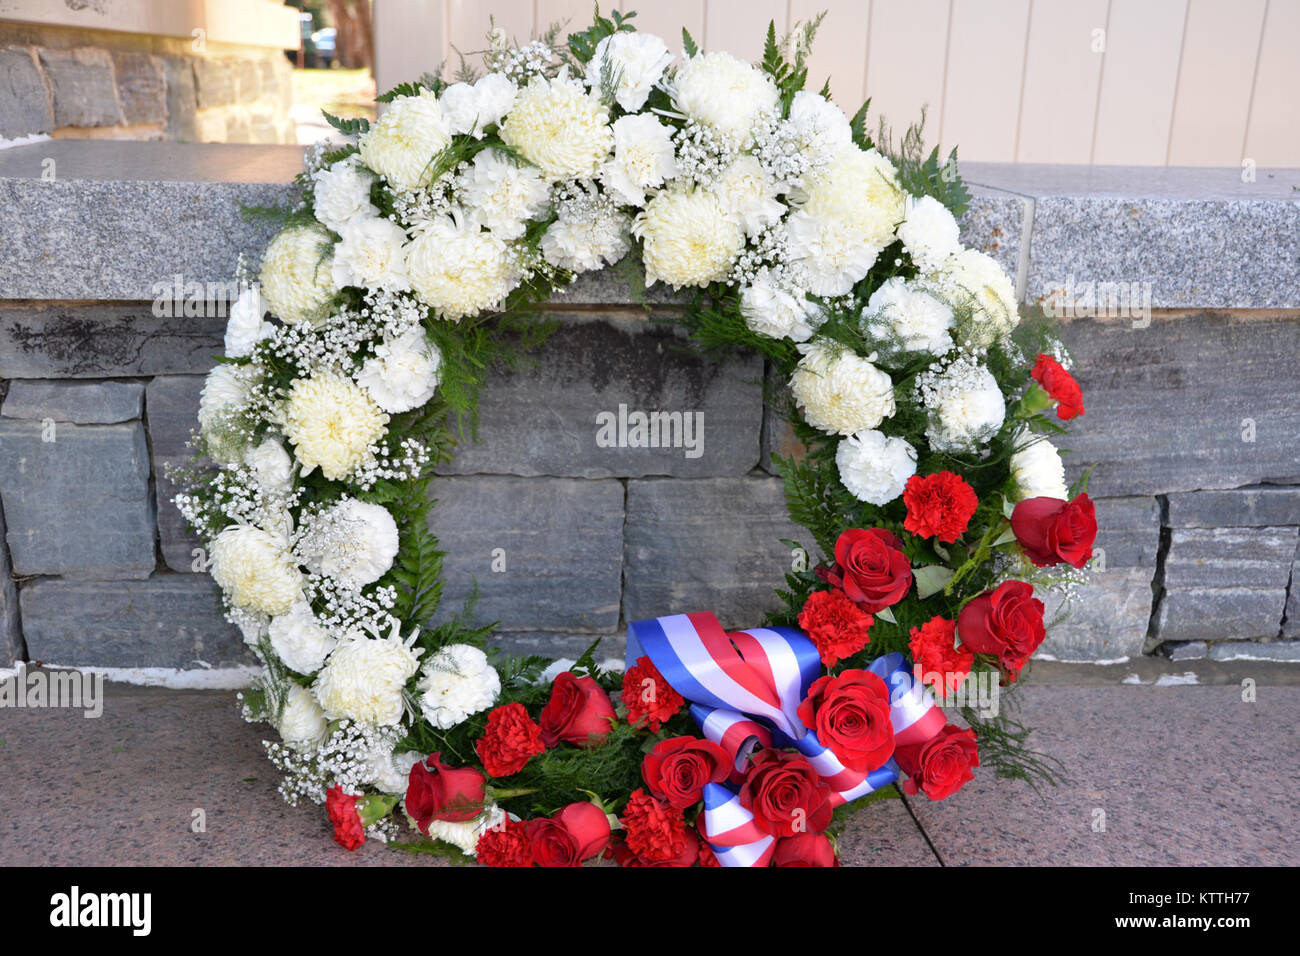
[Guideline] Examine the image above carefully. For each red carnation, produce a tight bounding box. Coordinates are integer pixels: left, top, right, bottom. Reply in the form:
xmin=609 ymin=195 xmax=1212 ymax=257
xmin=607 ymin=828 xmax=701 ymax=867
xmin=817 ymin=528 xmax=912 ymax=614
xmin=1031 ymin=354 xmax=1084 ymax=420
xmin=475 ymin=702 xmax=546 ymax=777
xmin=475 ymin=818 xmax=533 ymax=867
xmin=622 ymin=656 xmax=685 ymax=731
xmin=325 ymin=785 xmax=365 ymax=851
xmin=642 ymin=736 xmax=729 ymax=808
xmin=620 ymin=788 xmax=690 ymax=864
xmin=798 ymin=588 xmax=874 ymax=666
xmin=539 ymin=671 xmax=616 ymax=748
xmin=1011 ymin=493 xmax=1097 ymax=569
xmin=908 ymin=616 xmax=975 ymax=699
xmin=894 ymin=724 xmax=980 ymax=801
xmin=903 ymin=472 xmax=979 ymax=543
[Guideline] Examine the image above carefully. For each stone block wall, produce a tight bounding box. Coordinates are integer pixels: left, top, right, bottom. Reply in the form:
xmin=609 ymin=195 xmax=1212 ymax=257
xmin=0 ymin=22 xmax=294 ymax=144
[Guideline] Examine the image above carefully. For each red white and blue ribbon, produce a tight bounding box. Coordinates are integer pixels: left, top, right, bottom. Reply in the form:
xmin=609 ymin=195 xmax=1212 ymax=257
xmin=627 ymin=611 xmax=945 ymax=866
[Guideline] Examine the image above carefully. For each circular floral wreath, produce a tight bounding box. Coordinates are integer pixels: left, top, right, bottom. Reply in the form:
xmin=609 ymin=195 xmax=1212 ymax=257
xmin=175 ymin=9 xmax=1099 ymax=867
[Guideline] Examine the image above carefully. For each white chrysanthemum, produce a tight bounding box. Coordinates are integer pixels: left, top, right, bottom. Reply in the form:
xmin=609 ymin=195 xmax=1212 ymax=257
xmin=358 ymin=89 xmax=451 ymax=191
xmin=405 ymin=212 xmax=521 ymax=320
xmin=424 ymin=805 xmax=506 ymax=857
xmin=198 ymin=364 xmax=254 ymax=465
xmin=459 ymin=148 xmax=550 ymax=240
xmin=600 ymin=113 xmax=677 ymax=207
xmin=283 ymin=373 xmax=389 ymax=480
xmin=836 ymin=430 xmax=917 ymax=505
xmin=300 ymin=497 xmax=400 ymax=590
xmin=897 ymin=194 xmax=961 ymax=272
xmin=586 ymin=31 xmax=673 ymax=111
xmin=245 ymin=438 xmax=294 ymax=495
xmin=672 ymin=51 xmax=779 ymax=147
xmin=313 ymin=155 xmax=377 ymax=233
xmin=930 ymin=248 xmax=1020 ymax=346
xmin=313 ymin=628 xmax=422 ymax=727
xmin=259 ymin=225 xmax=336 ymax=325
xmin=634 ymin=188 xmax=744 ymax=289
xmin=278 ymin=684 xmax=328 ymax=748
xmin=790 ymin=341 xmax=896 ymax=436
xmin=920 ymin=358 xmax=1006 ymax=452
xmin=787 ymin=91 xmax=852 ymax=171
xmin=863 ymin=276 xmax=955 ymax=355
xmin=224 ymin=286 xmax=271 ymax=358
xmin=499 ymin=75 xmax=612 ymax=180
xmin=268 ymin=599 xmax=337 ymax=674
xmin=330 ymin=216 xmax=410 ymax=292
xmin=209 ymin=525 xmax=302 ymax=616
xmin=357 ymin=327 xmax=443 ymax=413
xmin=713 ymin=154 xmax=784 ymax=236
xmin=1010 ymin=433 xmax=1069 ymax=501
xmin=740 ymin=273 xmax=824 ymax=342
xmin=416 ymin=643 xmax=501 ymax=730
xmin=787 ymin=146 xmax=904 ymax=296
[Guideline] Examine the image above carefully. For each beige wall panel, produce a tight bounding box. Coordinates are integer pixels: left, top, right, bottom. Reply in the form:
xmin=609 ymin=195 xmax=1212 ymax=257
xmin=1243 ymin=0 xmax=1300 ymax=167
xmin=940 ymin=0 xmax=1031 ymax=161
xmin=866 ymin=0 xmax=951 ymax=152
xmin=375 ymin=0 xmax=447 ymax=90
xmin=790 ymin=0 xmax=871 ymax=105
xmin=1015 ymin=0 xmax=1109 ymax=163
xmin=706 ymin=0 xmax=789 ymax=62
xmin=622 ymin=0 xmax=707 ymax=54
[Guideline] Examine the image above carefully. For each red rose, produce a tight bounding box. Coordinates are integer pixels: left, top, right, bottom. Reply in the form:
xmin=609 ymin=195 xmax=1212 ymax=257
xmin=525 ymin=818 xmax=582 ymax=867
xmin=797 ymin=588 xmax=874 ymax=666
xmin=894 ymin=724 xmax=979 ymax=801
xmin=642 ymin=736 xmax=729 ymax=809
xmin=797 ymin=670 xmax=895 ymax=773
xmin=539 ymin=671 xmax=616 ymax=748
xmin=475 ymin=817 xmax=533 ymax=867
xmin=475 ymin=702 xmax=546 ymax=777
xmin=556 ymin=801 xmax=612 ymax=859
xmin=405 ymin=752 xmax=486 ymax=830
xmin=620 ymin=788 xmax=690 ymax=864
xmin=818 ymin=528 xmax=912 ymax=613
xmin=957 ymin=580 xmax=1046 ymax=678
xmin=325 ymin=785 xmax=365 ymax=851
xmin=1031 ymin=354 xmax=1084 ymax=420
xmin=738 ymin=749 xmax=834 ymax=838
xmin=608 ymin=828 xmax=700 ymax=867
xmin=622 ymin=656 xmax=685 ymax=731
xmin=903 ymin=472 xmax=979 ymax=543
xmin=773 ymin=832 xmax=840 ymax=867
xmin=1011 ymin=493 xmax=1097 ymax=569
xmin=908 ymin=616 xmax=975 ymax=699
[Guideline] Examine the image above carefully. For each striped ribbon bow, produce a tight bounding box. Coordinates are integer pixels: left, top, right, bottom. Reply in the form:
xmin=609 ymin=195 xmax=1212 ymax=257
xmin=626 ymin=611 xmax=946 ymax=867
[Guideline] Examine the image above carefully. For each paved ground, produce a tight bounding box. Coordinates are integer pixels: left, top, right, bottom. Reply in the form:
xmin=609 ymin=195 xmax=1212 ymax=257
xmin=1 ymin=667 xmax=1297 ymax=866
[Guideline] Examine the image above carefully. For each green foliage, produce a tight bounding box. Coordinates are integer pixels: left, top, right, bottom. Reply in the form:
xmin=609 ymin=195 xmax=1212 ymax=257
xmin=759 ymin=14 xmax=827 ymax=112
xmin=960 ymin=688 xmax=1066 ymax=793
xmin=681 ymin=26 xmax=700 ymax=58
xmin=567 ymin=4 xmax=637 ymax=64
xmin=877 ymin=108 xmax=972 ymax=218
xmin=321 ymin=110 xmax=370 ymax=136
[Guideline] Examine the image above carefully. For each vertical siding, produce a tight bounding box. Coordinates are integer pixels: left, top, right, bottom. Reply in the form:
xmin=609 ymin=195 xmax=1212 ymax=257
xmin=373 ymin=0 xmax=1296 ymax=166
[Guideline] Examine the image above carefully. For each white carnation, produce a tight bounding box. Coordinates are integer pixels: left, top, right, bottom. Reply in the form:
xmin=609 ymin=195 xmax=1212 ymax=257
xmin=672 ymin=51 xmax=779 ymax=147
xmin=920 ymin=358 xmax=1006 ymax=452
xmin=313 ymin=626 xmax=422 ymax=727
xmin=198 ymin=364 xmax=254 ymax=465
xmin=897 ymin=194 xmax=961 ymax=272
xmin=458 ymin=148 xmax=550 ymax=240
xmin=424 ymin=805 xmax=505 ymax=857
xmin=790 ymin=341 xmax=896 ymax=436
xmin=361 ymin=744 xmax=422 ymax=795
xmin=299 ymin=497 xmax=400 ymax=590
xmin=259 ymin=225 xmax=336 ymax=325
xmin=713 ymin=154 xmax=784 ymax=236
xmin=499 ymin=75 xmax=612 ymax=180
xmin=416 ymin=643 xmax=501 ymax=729
xmin=863 ymin=276 xmax=955 ymax=355
xmin=586 ymin=31 xmax=673 ymax=111
xmin=358 ymin=89 xmax=451 ymax=191
xmin=209 ymin=525 xmax=302 ymax=617
xmin=1010 ymin=433 xmax=1069 ymax=501
xmin=740 ymin=273 xmax=824 ymax=342
xmin=224 ymin=286 xmax=272 ymax=358
xmin=278 ymin=684 xmax=328 ymax=748
xmin=634 ymin=187 xmax=744 ymax=289
xmin=313 ymin=155 xmax=377 ymax=233
xmin=244 ymin=438 xmax=294 ymax=495
xmin=930 ymin=248 xmax=1020 ymax=346
xmin=440 ymin=73 xmax=518 ymax=138
xmin=331 ymin=215 xmax=410 ymax=292
xmin=542 ymin=197 xmax=632 ymax=273
xmin=600 ymin=113 xmax=677 ymax=207
xmin=283 ymin=372 xmax=389 ymax=480
xmin=357 ymin=327 xmax=443 ymax=413
xmin=787 ymin=91 xmax=852 ymax=172
xmin=836 ymin=430 xmax=917 ymax=505
xmin=268 ymin=599 xmax=336 ymax=674
xmin=405 ymin=211 xmax=521 ymax=320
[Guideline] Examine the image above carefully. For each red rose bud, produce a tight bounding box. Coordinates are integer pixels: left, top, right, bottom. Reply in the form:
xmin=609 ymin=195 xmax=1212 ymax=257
xmin=894 ymin=724 xmax=980 ymax=801
xmin=642 ymin=736 xmax=730 ymax=809
xmin=773 ymin=832 xmax=840 ymax=867
xmin=1011 ymin=493 xmax=1097 ymax=569
xmin=555 ymin=801 xmax=612 ymax=860
xmin=539 ymin=671 xmax=616 ymax=748
xmin=525 ymin=817 xmax=583 ymax=867
xmin=957 ymin=580 xmax=1046 ymax=679
xmin=796 ymin=670 xmax=895 ymax=773
xmin=325 ymin=785 xmax=366 ymax=851
xmin=738 ymin=749 xmax=834 ymax=839
xmin=818 ymin=528 xmax=913 ymax=614
xmin=903 ymin=472 xmax=979 ymax=543
xmin=797 ymin=588 xmax=873 ymax=666
xmin=405 ymin=752 xmax=486 ymax=830
xmin=1031 ymin=354 xmax=1085 ymax=420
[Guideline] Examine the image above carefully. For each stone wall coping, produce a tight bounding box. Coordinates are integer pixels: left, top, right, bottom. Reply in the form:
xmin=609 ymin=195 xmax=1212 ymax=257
xmin=0 ymin=141 xmax=1296 ymax=309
